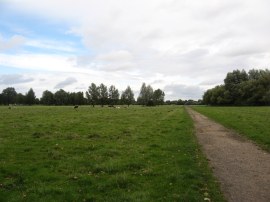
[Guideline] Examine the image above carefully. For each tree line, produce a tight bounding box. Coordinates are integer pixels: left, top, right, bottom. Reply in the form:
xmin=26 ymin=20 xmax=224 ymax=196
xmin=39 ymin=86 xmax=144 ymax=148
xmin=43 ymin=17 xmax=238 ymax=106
xmin=0 ymin=83 xmax=166 ymax=106
xmin=203 ymin=69 xmax=270 ymax=106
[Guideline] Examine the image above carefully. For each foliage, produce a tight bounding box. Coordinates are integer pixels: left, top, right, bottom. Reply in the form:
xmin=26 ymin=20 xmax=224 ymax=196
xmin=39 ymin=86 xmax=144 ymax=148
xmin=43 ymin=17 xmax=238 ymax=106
xmin=40 ymin=90 xmax=55 ymax=105
xmin=153 ymin=89 xmax=165 ymax=105
xmin=1 ymin=87 xmax=17 ymax=104
xmin=0 ymin=106 xmax=224 ymax=201
xmin=86 ymin=83 xmax=100 ymax=107
xmin=108 ymin=85 xmax=119 ymax=106
xmin=203 ymin=69 xmax=270 ymax=106
xmin=121 ymin=86 xmax=135 ymax=106
xmin=98 ymin=83 xmax=108 ymax=107
xmin=137 ymin=83 xmax=165 ymax=106
xmin=25 ymin=88 xmax=36 ymax=105
xmin=193 ymin=106 xmax=270 ymax=151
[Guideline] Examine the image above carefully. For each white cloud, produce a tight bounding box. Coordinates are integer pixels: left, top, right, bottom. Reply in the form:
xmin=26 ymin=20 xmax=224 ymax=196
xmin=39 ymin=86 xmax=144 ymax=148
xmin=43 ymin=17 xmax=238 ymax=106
xmin=25 ymin=39 xmax=78 ymax=53
xmin=1 ymin=0 xmax=270 ymax=99
xmin=0 ymin=53 xmax=77 ymax=72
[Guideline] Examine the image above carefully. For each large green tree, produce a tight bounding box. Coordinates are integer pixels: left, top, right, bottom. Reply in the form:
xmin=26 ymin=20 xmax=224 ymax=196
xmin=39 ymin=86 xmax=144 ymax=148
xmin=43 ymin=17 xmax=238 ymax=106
xmin=2 ymin=87 xmax=17 ymax=105
xmin=203 ymin=69 xmax=270 ymax=106
xmin=137 ymin=83 xmax=154 ymax=105
xmin=54 ymin=89 xmax=69 ymax=105
xmin=108 ymin=85 xmax=119 ymax=106
xmin=99 ymin=83 xmax=108 ymax=107
xmin=86 ymin=83 xmax=100 ymax=107
xmin=25 ymin=88 xmax=36 ymax=105
xmin=16 ymin=93 xmax=25 ymax=104
xmin=41 ymin=90 xmax=55 ymax=105
xmin=153 ymin=89 xmax=165 ymax=105
xmin=121 ymin=86 xmax=135 ymax=106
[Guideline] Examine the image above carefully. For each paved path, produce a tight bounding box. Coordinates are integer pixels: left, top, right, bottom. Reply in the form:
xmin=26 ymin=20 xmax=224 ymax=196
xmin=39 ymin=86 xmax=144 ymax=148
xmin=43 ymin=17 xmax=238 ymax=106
xmin=187 ymin=107 xmax=270 ymax=202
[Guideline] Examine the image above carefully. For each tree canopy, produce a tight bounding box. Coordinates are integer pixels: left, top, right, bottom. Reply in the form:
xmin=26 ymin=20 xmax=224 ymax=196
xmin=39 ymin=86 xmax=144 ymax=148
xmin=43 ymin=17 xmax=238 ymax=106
xmin=0 ymin=82 xmax=169 ymax=106
xmin=203 ymin=69 xmax=270 ymax=106
xmin=137 ymin=83 xmax=165 ymax=106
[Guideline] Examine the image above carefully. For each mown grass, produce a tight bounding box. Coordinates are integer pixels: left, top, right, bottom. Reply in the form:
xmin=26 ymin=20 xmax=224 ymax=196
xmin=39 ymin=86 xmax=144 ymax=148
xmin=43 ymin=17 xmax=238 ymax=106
xmin=193 ymin=106 xmax=270 ymax=151
xmin=0 ymin=105 xmax=224 ymax=201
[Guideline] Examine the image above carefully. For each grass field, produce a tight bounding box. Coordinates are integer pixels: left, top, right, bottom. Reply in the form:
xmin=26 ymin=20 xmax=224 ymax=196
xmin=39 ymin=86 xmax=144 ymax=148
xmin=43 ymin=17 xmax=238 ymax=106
xmin=193 ymin=106 xmax=270 ymax=151
xmin=0 ymin=106 xmax=224 ymax=201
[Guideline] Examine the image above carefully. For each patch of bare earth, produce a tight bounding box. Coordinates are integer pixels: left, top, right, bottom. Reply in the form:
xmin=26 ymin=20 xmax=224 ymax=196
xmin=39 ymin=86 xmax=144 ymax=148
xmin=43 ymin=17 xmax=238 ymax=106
xmin=187 ymin=107 xmax=270 ymax=202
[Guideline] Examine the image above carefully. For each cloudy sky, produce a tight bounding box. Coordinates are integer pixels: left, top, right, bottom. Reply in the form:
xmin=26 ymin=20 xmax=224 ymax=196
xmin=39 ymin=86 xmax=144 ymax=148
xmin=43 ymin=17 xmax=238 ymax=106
xmin=1 ymin=0 xmax=270 ymax=100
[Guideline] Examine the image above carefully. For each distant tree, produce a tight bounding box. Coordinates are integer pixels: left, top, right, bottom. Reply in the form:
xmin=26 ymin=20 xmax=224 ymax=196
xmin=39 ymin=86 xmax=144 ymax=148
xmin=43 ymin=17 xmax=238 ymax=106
xmin=137 ymin=83 xmax=154 ymax=106
xmin=137 ymin=83 xmax=147 ymax=105
xmin=75 ymin=92 xmax=85 ymax=105
xmin=121 ymin=86 xmax=135 ymax=107
xmin=16 ymin=93 xmax=25 ymax=104
xmin=2 ymin=87 xmax=17 ymax=105
xmin=153 ymin=89 xmax=165 ymax=105
xmin=35 ymin=98 xmax=40 ymax=105
xmin=0 ymin=93 xmax=3 ymax=105
xmin=99 ymin=83 xmax=108 ymax=107
xmin=108 ymin=85 xmax=119 ymax=106
xmin=86 ymin=83 xmax=100 ymax=107
xmin=224 ymin=69 xmax=248 ymax=105
xmin=203 ymin=69 xmax=270 ymax=106
xmin=25 ymin=88 xmax=36 ymax=105
xmin=41 ymin=90 xmax=55 ymax=105
xmin=54 ymin=89 xmax=69 ymax=105
xmin=176 ymin=99 xmax=185 ymax=105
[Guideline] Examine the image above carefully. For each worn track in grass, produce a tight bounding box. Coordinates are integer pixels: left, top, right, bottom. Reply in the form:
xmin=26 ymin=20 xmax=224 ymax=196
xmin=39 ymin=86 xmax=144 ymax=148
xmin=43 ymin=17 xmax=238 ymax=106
xmin=187 ymin=107 xmax=270 ymax=202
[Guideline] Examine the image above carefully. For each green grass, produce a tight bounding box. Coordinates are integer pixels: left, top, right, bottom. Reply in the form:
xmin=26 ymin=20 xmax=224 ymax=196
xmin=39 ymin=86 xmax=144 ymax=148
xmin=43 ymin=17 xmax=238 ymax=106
xmin=193 ymin=106 xmax=270 ymax=151
xmin=0 ymin=106 xmax=224 ymax=201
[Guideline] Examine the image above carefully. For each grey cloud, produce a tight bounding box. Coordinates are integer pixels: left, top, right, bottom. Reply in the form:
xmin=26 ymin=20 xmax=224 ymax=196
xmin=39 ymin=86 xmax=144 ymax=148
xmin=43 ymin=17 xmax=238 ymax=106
xmin=164 ymin=84 xmax=204 ymax=100
xmin=179 ymin=49 xmax=209 ymax=62
xmin=0 ymin=74 xmax=34 ymax=85
xmin=223 ymin=47 xmax=266 ymax=57
xmin=54 ymin=77 xmax=77 ymax=89
xmin=150 ymin=79 xmax=164 ymax=85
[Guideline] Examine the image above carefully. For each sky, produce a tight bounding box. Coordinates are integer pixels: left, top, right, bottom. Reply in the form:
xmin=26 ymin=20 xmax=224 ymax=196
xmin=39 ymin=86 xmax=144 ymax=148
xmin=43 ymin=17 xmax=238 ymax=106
xmin=0 ymin=0 xmax=270 ymax=100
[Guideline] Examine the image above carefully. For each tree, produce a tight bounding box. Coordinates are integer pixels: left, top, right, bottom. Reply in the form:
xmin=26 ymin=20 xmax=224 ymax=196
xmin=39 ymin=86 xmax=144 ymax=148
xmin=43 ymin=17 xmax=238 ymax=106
xmin=25 ymin=88 xmax=36 ymax=105
xmin=54 ymin=89 xmax=69 ymax=105
xmin=86 ymin=83 xmax=100 ymax=107
xmin=16 ymin=93 xmax=25 ymax=104
xmin=108 ymin=85 xmax=119 ymax=106
xmin=41 ymin=90 xmax=55 ymax=105
xmin=203 ymin=69 xmax=270 ymax=106
xmin=137 ymin=83 xmax=147 ymax=105
xmin=224 ymin=69 xmax=248 ymax=105
xmin=121 ymin=86 xmax=135 ymax=106
xmin=2 ymin=87 xmax=17 ymax=105
xmin=0 ymin=93 xmax=3 ymax=105
xmin=99 ymin=83 xmax=108 ymax=107
xmin=153 ymin=89 xmax=165 ymax=105
xmin=145 ymin=85 xmax=154 ymax=106
xmin=137 ymin=83 xmax=154 ymax=106
xmin=74 ymin=92 xmax=85 ymax=105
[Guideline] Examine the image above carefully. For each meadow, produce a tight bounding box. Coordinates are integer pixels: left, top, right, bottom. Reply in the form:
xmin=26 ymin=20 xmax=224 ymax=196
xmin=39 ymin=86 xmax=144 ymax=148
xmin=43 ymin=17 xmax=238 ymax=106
xmin=193 ymin=106 xmax=270 ymax=151
xmin=0 ymin=106 xmax=224 ymax=201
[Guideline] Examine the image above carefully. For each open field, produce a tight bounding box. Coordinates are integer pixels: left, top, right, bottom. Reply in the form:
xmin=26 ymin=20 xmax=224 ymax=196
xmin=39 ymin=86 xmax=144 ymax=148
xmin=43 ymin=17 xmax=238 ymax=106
xmin=193 ymin=106 xmax=270 ymax=151
xmin=0 ymin=106 xmax=224 ymax=201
